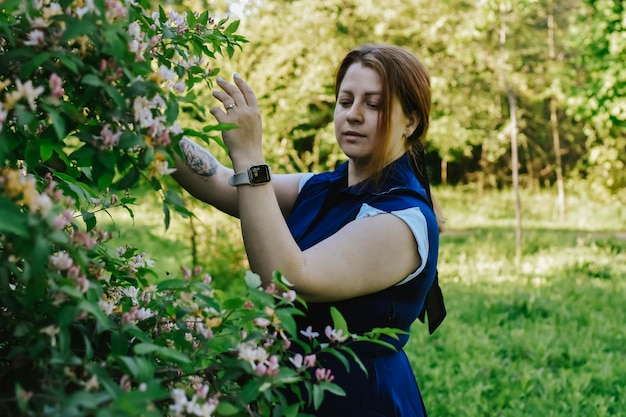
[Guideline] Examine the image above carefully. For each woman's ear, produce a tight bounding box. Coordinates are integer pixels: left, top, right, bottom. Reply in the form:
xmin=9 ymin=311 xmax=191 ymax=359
xmin=406 ymin=113 xmax=420 ymax=137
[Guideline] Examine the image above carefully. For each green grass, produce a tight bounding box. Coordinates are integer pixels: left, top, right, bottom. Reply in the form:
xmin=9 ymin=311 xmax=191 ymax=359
xmin=408 ymin=185 xmax=626 ymax=416
xmin=409 ymin=227 xmax=626 ymax=416
xmin=100 ymin=184 xmax=626 ymax=416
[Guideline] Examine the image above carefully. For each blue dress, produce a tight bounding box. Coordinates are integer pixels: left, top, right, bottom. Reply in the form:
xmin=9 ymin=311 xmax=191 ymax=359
xmin=286 ymin=153 xmax=441 ymax=417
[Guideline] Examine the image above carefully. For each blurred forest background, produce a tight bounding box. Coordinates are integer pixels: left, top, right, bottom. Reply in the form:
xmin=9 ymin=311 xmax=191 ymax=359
xmin=179 ymin=0 xmax=624 ymax=198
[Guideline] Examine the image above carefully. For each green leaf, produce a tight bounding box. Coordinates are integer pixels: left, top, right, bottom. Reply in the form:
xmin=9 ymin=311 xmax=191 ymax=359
xmin=202 ymin=122 xmax=239 ymax=132
xmin=38 ymin=140 xmax=54 ymax=162
xmin=20 ymin=52 xmax=51 ymax=78
xmin=276 ymin=308 xmax=297 ymax=336
xmin=61 ymin=19 xmax=97 ymax=42
xmin=162 ymin=202 xmax=171 ymax=229
xmin=312 ymin=384 xmax=324 ymax=410
xmin=29 ymin=233 xmax=51 ymax=277
xmin=78 ymin=299 xmax=112 ymax=330
xmin=110 ymin=331 xmax=129 ymax=356
xmin=133 ymin=342 xmax=191 ymax=365
xmin=116 ymin=355 xmax=155 ymax=381
xmin=156 ymin=278 xmax=187 ymax=291
xmin=165 ymin=97 xmax=179 ymax=124
xmin=81 ymin=209 xmax=97 ymax=231
xmin=225 ymin=20 xmax=241 ymax=35
xmin=245 ymin=271 xmax=262 ymax=288
xmin=118 ymin=132 xmax=145 ymax=149
xmin=0 ymin=196 xmax=28 ymax=236
xmin=82 ymin=73 xmax=104 ymax=87
xmin=47 ymin=107 xmax=67 ymax=140
xmin=329 ymin=306 xmax=349 ymax=336
xmin=319 ymin=381 xmax=346 ymax=397
xmin=15 ymin=383 xmax=29 ymax=412
xmin=163 ymin=189 xmax=184 ymax=206
xmin=239 ymin=379 xmax=264 ymax=403
xmin=104 ymin=84 xmax=125 ymax=109
xmin=215 ymin=402 xmax=240 ymax=416
xmin=114 ymin=167 xmax=140 ymax=190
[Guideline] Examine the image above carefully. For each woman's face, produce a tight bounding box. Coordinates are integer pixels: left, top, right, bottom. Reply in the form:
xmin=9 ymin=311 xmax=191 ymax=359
xmin=334 ymin=63 xmax=411 ymax=168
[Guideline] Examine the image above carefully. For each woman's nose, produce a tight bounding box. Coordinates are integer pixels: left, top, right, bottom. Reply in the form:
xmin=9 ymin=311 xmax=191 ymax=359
xmin=346 ymin=104 xmax=363 ymax=123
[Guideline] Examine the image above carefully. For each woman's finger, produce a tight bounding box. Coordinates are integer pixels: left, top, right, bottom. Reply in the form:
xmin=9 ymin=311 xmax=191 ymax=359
xmin=212 ymin=90 xmax=237 ymax=110
xmin=232 ymin=74 xmax=258 ymax=108
xmin=215 ymin=77 xmax=245 ymax=106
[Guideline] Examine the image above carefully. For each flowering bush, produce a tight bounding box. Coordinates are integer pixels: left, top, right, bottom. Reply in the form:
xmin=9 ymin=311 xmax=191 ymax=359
xmin=0 ymin=1 xmax=401 ymax=416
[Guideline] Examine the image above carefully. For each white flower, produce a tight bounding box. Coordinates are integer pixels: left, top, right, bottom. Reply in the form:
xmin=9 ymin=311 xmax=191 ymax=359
xmin=237 ymin=342 xmax=269 ymax=368
xmin=253 ymin=317 xmax=271 ymax=328
xmin=282 ymin=290 xmax=296 ymax=302
xmin=300 ymin=325 xmax=319 ymax=339
xmin=128 ymin=21 xmax=143 ymax=40
xmin=40 ymin=325 xmax=60 ymax=347
xmin=75 ymin=0 xmax=99 ymax=18
xmin=289 ymin=353 xmax=304 ymax=369
xmin=82 ymin=375 xmax=100 ymax=391
xmin=98 ymin=299 xmax=115 ymax=315
xmin=35 ymin=193 xmax=52 ymax=215
xmin=15 ymin=79 xmax=45 ymax=111
xmin=49 ymin=251 xmax=73 ymax=271
xmin=122 ymin=286 xmax=139 ymax=304
xmin=135 ymin=307 xmax=154 ymax=320
xmin=169 ymin=388 xmax=189 ymax=416
xmin=24 ymin=29 xmax=45 ymax=46
xmin=325 ymin=325 xmax=348 ymax=343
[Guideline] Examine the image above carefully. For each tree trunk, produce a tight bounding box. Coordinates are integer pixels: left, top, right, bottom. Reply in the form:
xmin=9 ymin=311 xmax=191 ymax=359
xmin=441 ymin=158 xmax=448 ymax=186
xmin=499 ymin=5 xmax=523 ymax=263
xmin=548 ymin=0 xmax=566 ymax=220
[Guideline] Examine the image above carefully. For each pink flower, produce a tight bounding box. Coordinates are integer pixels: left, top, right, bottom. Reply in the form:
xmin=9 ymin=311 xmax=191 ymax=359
xmin=315 ymin=368 xmax=334 ymax=382
xmin=0 ymin=102 xmax=7 ymax=124
xmin=180 ymin=265 xmax=192 ymax=279
xmin=67 ymin=265 xmax=81 ymax=279
xmin=99 ymin=124 xmax=122 ymax=148
xmin=76 ymin=276 xmax=90 ymax=293
xmin=255 ymin=363 xmax=267 ymax=376
xmin=267 ymin=355 xmax=280 ymax=377
xmin=49 ymin=73 xmax=64 ymax=99
xmin=72 ymin=231 xmax=97 ymax=249
xmin=304 ymin=354 xmax=317 ymax=368
xmin=264 ymin=282 xmax=277 ymax=294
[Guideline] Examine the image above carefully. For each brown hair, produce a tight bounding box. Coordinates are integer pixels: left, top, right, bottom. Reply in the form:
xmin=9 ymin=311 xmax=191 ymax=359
xmin=334 ymin=44 xmax=432 ymax=189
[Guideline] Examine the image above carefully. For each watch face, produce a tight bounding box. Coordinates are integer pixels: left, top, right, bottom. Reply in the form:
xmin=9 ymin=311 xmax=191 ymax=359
xmin=249 ymin=165 xmax=271 ymax=184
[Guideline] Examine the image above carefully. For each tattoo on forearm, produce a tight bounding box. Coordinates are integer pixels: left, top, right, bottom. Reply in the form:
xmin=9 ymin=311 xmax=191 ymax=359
xmin=180 ymin=139 xmax=218 ymax=179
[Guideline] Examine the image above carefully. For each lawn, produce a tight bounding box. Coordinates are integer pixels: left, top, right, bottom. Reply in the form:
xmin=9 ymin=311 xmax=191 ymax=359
xmin=102 ymin=184 xmax=626 ymax=416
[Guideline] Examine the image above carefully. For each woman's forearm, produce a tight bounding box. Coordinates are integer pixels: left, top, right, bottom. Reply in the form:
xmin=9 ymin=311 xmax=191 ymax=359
xmin=171 ymin=138 xmax=239 ymax=217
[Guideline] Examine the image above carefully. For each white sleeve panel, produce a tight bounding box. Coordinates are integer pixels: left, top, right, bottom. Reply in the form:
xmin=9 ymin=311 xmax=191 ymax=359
xmin=356 ymin=203 xmax=429 ymax=285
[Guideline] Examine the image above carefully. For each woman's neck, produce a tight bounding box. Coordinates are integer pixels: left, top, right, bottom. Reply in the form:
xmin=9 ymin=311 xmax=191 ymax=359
xmin=347 ymin=150 xmax=407 ymax=186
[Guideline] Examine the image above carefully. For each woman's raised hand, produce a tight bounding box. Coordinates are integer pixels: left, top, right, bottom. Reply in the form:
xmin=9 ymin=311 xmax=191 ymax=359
xmin=210 ymin=74 xmax=264 ymax=170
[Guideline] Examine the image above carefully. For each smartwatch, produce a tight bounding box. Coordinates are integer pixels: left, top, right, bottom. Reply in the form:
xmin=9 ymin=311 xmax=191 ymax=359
xmin=228 ymin=164 xmax=272 ymax=186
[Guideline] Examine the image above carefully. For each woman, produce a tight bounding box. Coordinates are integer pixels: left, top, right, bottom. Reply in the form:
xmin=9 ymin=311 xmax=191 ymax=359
xmin=172 ymin=44 xmax=445 ymax=416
